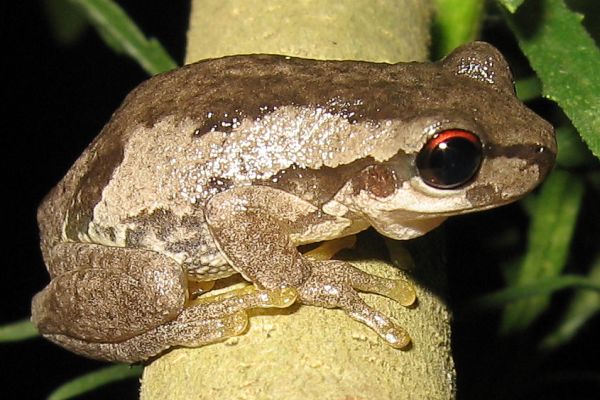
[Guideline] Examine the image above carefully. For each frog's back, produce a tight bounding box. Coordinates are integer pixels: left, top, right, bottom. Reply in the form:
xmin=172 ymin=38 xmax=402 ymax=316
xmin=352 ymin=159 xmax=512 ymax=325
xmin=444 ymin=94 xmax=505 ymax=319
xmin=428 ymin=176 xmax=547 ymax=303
xmin=39 ymin=47 xmax=555 ymax=278
xmin=38 ymin=55 xmax=423 ymax=276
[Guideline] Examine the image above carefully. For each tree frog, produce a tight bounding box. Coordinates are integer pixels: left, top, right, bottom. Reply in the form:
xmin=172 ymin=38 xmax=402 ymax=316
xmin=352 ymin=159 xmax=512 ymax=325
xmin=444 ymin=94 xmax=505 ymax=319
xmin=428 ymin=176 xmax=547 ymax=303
xmin=31 ymin=42 xmax=555 ymax=363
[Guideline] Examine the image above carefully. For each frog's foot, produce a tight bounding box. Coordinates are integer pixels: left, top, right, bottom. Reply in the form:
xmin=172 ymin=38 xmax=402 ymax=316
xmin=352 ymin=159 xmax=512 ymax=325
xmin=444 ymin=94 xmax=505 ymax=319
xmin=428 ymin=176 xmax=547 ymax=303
xmin=47 ymin=287 xmax=298 ymax=363
xmin=324 ymin=259 xmax=417 ymax=307
xmin=298 ymin=260 xmax=413 ymax=348
xmin=179 ymin=285 xmax=297 ymax=343
xmin=182 ymin=286 xmax=296 ymax=335
xmin=190 ymin=284 xmax=298 ymax=309
xmin=172 ymin=310 xmax=250 ymax=348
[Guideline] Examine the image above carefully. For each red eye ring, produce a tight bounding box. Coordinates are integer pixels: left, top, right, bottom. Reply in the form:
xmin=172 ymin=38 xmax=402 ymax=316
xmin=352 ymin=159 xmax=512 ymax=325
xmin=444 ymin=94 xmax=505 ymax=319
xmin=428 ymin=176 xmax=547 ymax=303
xmin=425 ymin=130 xmax=481 ymax=151
xmin=416 ymin=129 xmax=483 ymax=189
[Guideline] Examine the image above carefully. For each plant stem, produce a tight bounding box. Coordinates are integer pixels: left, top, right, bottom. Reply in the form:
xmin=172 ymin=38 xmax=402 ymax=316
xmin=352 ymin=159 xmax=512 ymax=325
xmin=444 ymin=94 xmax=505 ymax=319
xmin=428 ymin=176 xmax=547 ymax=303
xmin=141 ymin=2 xmax=456 ymax=399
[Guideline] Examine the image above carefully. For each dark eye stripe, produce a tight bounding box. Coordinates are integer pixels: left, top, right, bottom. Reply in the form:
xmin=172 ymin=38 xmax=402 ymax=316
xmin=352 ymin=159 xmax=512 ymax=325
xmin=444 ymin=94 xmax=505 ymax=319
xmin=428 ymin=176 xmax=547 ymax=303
xmin=484 ymin=143 xmax=556 ymax=172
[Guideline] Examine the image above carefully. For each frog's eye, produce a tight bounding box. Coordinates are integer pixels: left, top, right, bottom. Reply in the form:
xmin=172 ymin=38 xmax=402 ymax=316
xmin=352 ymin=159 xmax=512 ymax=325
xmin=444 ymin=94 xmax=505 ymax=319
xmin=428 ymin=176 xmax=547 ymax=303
xmin=416 ymin=129 xmax=482 ymax=189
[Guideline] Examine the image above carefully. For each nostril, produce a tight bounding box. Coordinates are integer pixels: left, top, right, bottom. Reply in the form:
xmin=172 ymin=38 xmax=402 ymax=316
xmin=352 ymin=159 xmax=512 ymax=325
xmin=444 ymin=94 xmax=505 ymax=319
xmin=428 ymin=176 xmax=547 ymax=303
xmin=537 ymin=144 xmax=555 ymax=158
xmin=536 ymin=145 xmax=555 ymax=155
xmin=534 ymin=144 xmax=557 ymax=177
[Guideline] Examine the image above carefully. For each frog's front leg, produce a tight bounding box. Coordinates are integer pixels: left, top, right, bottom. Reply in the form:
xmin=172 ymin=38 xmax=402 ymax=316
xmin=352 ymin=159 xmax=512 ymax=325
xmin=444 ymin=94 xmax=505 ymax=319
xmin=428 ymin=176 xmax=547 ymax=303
xmin=31 ymin=243 xmax=296 ymax=362
xmin=205 ymin=186 xmax=416 ymax=348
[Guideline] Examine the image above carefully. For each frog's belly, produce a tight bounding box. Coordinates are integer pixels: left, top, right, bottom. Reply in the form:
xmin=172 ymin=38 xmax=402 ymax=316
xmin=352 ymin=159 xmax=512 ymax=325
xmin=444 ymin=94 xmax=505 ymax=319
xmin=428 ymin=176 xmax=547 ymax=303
xmin=85 ymin=212 xmax=236 ymax=281
xmin=185 ymin=250 xmax=235 ymax=281
xmin=141 ymin=219 xmax=236 ymax=281
xmin=84 ymin=204 xmax=362 ymax=281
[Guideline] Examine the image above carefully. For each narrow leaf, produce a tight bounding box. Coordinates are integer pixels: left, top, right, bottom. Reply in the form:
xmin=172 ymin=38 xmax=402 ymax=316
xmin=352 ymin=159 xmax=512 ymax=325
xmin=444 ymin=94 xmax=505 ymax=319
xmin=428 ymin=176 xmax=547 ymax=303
xmin=43 ymin=0 xmax=89 ymax=45
xmin=541 ymin=255 xmax=600 ymax=349
xmin=555 ymin=125 xmax=597 ymax=168
xmin=500 ymin=0 xmax=525 ymax=13
xmin=473 ymin=274 xmax=600 ymax=310
xmin=501 ymin=170 xmax=583 ymax=333
xmin=501 ymin=0 xmax=600 ymax=158
xmin=432 ymin=0 xmax=485 ymax=57
xmin=48 ymin=364 xmax=143 ymax=400
xmin=515 ymin=76 xmax=542 ymax=102
xmin=69 ymin=0 xmax=177 ymax=75
xmin=0 ymin=319 xmax=38 ymax=342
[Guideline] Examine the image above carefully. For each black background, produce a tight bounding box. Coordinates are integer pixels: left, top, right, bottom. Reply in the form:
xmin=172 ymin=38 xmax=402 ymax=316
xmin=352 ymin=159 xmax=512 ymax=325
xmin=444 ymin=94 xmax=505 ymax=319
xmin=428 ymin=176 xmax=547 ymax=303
xmin=2 ymin=1 xmax=598 ymax=399
xmin=3 ymin=1 xmax=188 ymax=398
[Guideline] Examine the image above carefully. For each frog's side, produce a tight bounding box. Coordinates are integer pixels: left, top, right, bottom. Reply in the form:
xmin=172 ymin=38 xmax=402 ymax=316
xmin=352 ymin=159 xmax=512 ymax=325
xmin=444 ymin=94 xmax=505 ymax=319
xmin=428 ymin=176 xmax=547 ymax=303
xmin=31 ymin=42 xmax=556 ymax=363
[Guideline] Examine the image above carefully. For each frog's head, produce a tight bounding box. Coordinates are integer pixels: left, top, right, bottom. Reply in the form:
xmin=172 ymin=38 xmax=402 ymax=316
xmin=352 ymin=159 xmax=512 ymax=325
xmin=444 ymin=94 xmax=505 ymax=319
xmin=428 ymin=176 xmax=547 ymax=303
xmin=336 ymin=42 xmax=556 ymax=240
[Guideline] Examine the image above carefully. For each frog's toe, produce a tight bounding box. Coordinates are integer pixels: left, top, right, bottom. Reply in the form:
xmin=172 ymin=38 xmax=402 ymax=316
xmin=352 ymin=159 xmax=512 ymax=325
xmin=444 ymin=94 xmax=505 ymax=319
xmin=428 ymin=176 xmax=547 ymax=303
xmin=312 ymin=259 xmax=417 ymax=307
xmin=345 ymin=302 xmax=412 ymax=349
xmin=382 ymin=325 xmax=412 ymax=349
xmin=387 ymin=279 xmax=417 ymax=307
xmin=215 ymin=310 xmax=249 ymax=338
xmin=191 ymin=285 xmax=297 ymax=310
xmin=259 ymin=287 xmax=298 ymax=308
xmin=174 ymin=310 xmax=249 ymax=349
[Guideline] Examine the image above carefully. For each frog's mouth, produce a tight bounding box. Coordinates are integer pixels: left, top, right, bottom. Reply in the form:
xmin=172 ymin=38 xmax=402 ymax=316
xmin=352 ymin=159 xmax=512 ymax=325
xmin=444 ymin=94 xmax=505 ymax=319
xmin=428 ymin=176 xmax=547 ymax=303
xmin=368 ymin=214 xmax=447 ymax=240
xmin=352 ymin=173 xmax=530 ymax=241
xmin=365 ymin=197 xmax=520 ymax=240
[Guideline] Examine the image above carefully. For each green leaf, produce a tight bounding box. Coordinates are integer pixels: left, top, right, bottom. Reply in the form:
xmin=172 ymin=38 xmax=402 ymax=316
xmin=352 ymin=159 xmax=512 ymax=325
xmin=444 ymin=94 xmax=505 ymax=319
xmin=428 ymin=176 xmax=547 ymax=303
xmin=473 ymin=274 xmax=600 ymax=309
xmin=515 ymin=76 xmax=542 ymax=102
xmin=555 ymin=125 xmax=597 ymax=168
xmin=501 ymin=170 xmax=584 ymax=333
xmin=0 ymin=319 xmax=39 ymax=342
xmin=43 ymin=0 xmax=89 ymax=45
xmin=568 ymin=0 xmax=600 ymax=45
xmin=500 ymin=0 xmax=600 ymax=159
xmin=47 ymin=364 xmax=143 ymax=400
xmin=69 ymin=0 xmax=178 ymax=75
xmin=500 ymin=0 xmax=525 ymax=13
xmin=432 ymin=0 xmax=485 ymax=57
xmin=541 ymin=255 xmax=600 ymax=349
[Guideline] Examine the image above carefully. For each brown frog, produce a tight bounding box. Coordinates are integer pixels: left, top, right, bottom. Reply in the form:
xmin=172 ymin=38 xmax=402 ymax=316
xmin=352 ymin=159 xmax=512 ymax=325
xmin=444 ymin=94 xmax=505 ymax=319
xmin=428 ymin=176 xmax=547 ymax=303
xmin=31 ymin=42 xmax=555 ymax=362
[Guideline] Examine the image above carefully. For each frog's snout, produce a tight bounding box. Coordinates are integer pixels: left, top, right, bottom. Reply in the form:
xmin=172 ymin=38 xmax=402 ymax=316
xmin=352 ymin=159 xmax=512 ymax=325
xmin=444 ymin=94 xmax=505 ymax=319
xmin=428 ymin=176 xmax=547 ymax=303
xmin=532 ymin=142 xmax=557 ymax=181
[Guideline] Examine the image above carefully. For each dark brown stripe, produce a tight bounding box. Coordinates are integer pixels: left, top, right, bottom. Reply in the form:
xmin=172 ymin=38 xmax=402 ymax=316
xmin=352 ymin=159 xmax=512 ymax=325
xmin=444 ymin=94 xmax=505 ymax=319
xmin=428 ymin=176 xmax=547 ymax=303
xmin=485 ymin=143 xmax=556 ymax=175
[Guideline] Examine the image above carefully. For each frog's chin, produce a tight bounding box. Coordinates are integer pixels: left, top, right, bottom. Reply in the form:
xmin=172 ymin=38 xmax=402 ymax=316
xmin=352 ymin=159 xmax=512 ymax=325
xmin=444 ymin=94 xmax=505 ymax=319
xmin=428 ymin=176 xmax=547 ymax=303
xmin=369 ymin=215 xmax=447 ymax=241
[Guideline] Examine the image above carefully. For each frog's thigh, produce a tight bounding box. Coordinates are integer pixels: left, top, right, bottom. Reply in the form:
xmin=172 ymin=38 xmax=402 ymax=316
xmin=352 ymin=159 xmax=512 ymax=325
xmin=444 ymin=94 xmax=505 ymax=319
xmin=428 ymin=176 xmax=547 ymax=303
xmin=44 ymin=310 xmax=249 ymax=363
xmin=43 ymin=285 xmax=297 ymax=363
xmin=31 ymin=243 xmax=187 ymax=343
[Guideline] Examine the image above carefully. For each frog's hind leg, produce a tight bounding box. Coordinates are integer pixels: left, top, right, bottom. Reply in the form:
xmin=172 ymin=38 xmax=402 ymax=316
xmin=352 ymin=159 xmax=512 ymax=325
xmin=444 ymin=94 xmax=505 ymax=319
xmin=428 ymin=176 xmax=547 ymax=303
xmin=175 ymin=284 xmax=297 ymax=345
xmin=32 ymin=242 xmax=297 ymax=363
xmin=44 ymin=285 xmax=297 ymax=363
xmin=137 ymin=284 xmax=297 ymax=355
xmin=31 ymin=242 xmax=189 ymax=345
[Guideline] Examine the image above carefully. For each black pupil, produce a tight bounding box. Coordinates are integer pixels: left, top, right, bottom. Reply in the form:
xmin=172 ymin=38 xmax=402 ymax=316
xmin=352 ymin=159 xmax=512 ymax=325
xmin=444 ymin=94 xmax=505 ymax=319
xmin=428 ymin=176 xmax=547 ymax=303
xmin=416 ymin=134 xmax=482 ymax=189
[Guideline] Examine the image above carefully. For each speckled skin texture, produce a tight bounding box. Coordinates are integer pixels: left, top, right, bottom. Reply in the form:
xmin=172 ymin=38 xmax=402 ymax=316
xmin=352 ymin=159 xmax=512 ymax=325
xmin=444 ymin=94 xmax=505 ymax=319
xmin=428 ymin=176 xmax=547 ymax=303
xmin=31 ymin=42 xmax=555 ymax=362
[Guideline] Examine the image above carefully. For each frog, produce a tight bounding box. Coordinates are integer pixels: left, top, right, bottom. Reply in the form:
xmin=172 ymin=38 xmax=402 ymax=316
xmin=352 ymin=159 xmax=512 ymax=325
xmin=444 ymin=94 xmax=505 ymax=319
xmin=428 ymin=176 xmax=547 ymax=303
xmin=31 ymin=42 xmax=556 ymax=363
